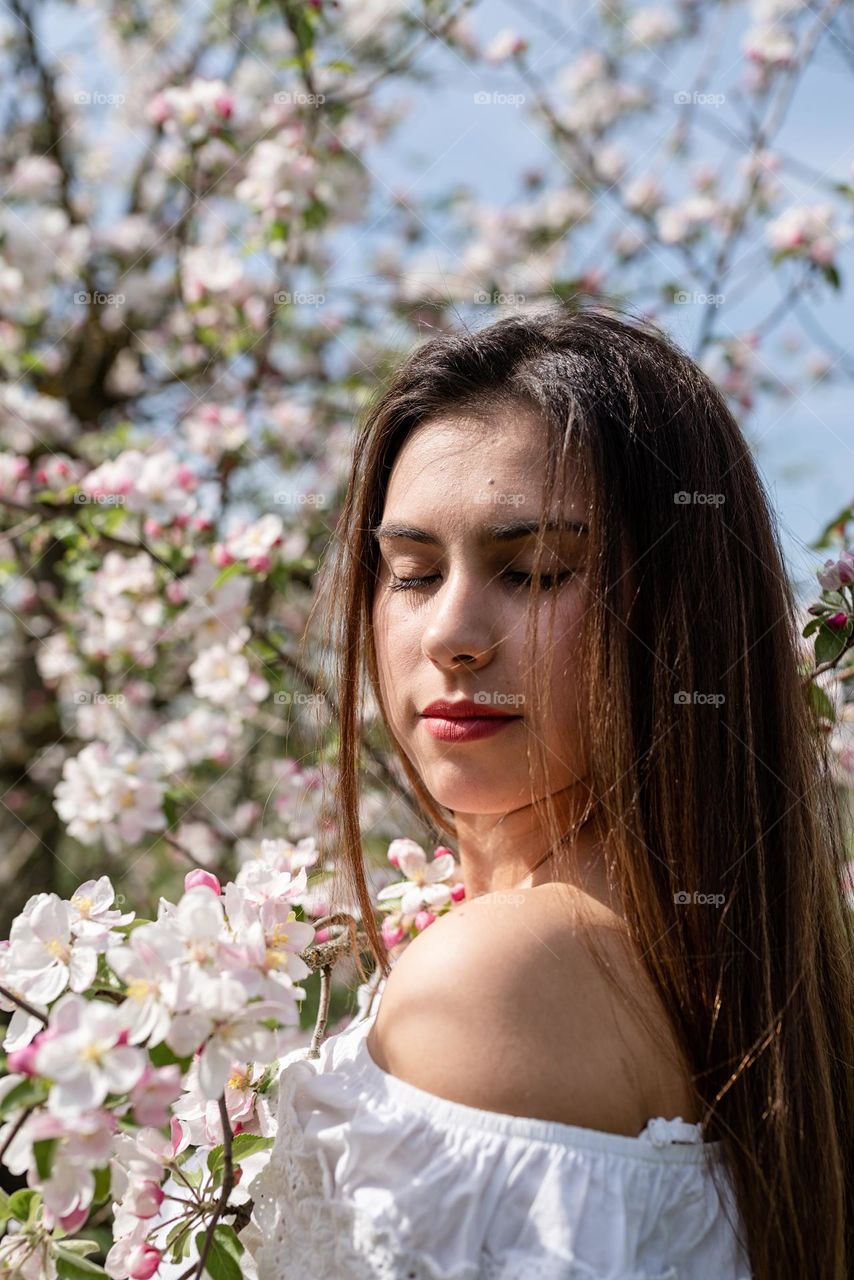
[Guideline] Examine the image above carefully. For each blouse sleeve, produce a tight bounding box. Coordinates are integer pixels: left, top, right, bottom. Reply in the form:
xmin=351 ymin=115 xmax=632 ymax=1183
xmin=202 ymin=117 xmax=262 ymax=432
xmin=241 ymin=1011 xmax=751 ymax=1280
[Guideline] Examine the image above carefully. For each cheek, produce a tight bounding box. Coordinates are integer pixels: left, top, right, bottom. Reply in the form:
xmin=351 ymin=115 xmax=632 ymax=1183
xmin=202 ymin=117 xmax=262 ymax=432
xmin=517 ymin=594 xmax=588 ymax=730
xmin=372 ymin=597 xmax=419 ymax=718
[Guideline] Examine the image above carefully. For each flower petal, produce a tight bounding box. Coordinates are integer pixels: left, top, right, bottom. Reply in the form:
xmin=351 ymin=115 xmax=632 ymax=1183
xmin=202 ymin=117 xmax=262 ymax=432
xmin=426 ymin=853 xmax=456 ymax=883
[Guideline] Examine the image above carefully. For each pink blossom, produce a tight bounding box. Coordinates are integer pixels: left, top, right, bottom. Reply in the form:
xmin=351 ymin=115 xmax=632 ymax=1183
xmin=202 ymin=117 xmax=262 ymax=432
xmin=483 ymin=28 xmax=528 ymax=64
xmin=247 ymin=552 xmax=273 ymax=573
xmin=146 ymin=92 xmax=170 ymax=125
xmin=376 ymin=839 xmax=459 ymax=915
xmin=818 ymin=552 xmax=854 ymax=591
xmin=126 ymin=1242 xmax=160 ymax=1280
xmin=382 ymin=921 xmax=405 ymax=949
xmin=130 ymin=1064 xmax=183 ymax=1126
xmin=58 ymin=1205 xmax=90 ymax=1233
xmin=212 ymin=543 xmax=234 ymax=568
xmin=6 ymin=1037 xmax=44 ymax=1075
xmin=184 ymin=869 xmax=222 ymax=895
xmin=126 ymin=1179 xmax=165 ymax=1219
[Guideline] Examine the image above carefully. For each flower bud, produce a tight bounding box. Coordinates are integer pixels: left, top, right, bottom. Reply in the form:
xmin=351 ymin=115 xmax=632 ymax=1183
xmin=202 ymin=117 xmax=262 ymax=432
xmin=184 ymin=869 xmax=222 ymax=895
xmin=132 ymin=1180 xmax=166 ymax=1219
xmin=126 ymin=1242 xmax=161 ymax=1280
xmin=381 ymin=922 xmax=405 ymax=948
xmin=7 ymin=1040 xmax=41 ymax=1076
xmin=212 ymin=543 xmax=234 ymax=568
xmin=58 ymin=1206 xmax=90 ymax=1234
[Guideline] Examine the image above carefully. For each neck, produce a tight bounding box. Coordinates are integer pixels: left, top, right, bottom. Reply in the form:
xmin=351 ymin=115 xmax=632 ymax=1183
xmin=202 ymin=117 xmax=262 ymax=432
xmin=452 ymin=788 xmax=617 ymax=910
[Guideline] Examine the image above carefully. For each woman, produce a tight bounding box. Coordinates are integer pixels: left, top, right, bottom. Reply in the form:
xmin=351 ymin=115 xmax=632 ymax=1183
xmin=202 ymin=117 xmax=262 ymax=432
xmin=245 ymin=303 xmax=854 ymax=1279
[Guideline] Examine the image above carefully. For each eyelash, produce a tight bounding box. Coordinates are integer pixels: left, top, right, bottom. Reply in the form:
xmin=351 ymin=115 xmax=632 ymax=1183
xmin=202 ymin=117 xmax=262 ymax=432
xmin=388 ymin=570 xmax=577 ymax=593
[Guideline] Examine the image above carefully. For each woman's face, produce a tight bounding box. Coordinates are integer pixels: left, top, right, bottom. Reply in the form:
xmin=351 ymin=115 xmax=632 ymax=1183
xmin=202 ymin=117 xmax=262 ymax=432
xmin=371 ymin=407 xmax=592 ymax=816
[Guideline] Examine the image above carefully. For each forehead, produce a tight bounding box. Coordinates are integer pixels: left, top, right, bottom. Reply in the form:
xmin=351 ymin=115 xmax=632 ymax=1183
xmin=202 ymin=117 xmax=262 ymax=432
xmin=381 ymin=410 xmax=587 ymax=528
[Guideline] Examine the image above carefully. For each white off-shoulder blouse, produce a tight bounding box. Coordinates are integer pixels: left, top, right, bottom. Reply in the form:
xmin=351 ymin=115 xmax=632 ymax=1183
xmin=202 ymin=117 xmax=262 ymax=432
xmin=241 ymin=979 xmax=753 ymax=1280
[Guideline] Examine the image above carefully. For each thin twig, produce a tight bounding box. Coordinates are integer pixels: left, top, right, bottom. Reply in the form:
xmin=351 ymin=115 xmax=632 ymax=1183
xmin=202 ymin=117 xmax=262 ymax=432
xmin=190 ymin=1097 xmax=234 ymax=1280
xmin=0 ymin=1105 xmax=34 ymax=1163
xmin=0 ymin=982 xmax=48 ymax=1026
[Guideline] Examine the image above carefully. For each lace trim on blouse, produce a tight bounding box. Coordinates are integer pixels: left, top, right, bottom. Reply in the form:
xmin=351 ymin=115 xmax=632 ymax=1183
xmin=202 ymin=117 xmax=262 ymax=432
xmin=242 ymin=1008 xmax=736 ymax=1280
xmin=243 ymin=1043 xmax=701 ymax=1280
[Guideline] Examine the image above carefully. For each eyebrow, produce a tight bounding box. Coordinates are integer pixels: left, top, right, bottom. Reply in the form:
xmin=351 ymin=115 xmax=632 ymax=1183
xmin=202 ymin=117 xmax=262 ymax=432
xmin=371 ymin=518 xmax=589 ymax=545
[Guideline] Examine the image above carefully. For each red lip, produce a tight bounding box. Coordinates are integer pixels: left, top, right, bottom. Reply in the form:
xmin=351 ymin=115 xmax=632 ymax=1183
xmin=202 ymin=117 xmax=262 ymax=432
xmin=420 ymin=698 xmax=519 ymax=719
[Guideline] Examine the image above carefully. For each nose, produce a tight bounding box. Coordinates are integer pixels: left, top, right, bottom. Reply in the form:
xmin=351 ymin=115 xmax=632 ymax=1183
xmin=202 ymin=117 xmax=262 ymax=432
xmin=420 ymin=570 xmax=498 ymax=671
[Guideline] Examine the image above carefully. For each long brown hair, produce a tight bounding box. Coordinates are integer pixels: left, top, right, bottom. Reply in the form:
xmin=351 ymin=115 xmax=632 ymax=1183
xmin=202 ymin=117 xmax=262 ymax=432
xmin=303 ymin=300 xmax=854 ymax=1280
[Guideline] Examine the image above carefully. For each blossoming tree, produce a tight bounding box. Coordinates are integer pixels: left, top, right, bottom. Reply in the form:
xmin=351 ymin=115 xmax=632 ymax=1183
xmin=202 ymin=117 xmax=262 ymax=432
xmin=0 ymin=0 xmax=853 ymax=1272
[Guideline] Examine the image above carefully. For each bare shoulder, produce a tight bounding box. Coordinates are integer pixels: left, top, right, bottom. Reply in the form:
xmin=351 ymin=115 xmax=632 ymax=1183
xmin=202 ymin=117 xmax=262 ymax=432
xmin=366 ymin=884 xmax=700 ymax=1135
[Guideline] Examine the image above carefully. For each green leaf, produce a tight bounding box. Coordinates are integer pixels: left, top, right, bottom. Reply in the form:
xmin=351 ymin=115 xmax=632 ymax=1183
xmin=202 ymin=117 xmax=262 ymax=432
xmin=166 ymin=1217 xmax=194 ymax=1263
xmin=147 ymin=1041 xmax=192 ymax=1071
xmin=176 ymin=1162 xmax=204 ymax=1188
xmin=302 ymin=197 xmax=329 ymax=230
xmin=253 ymin=1062 xmax=278 ymax=1095
xmin=34 ymin=1136 xmax=58 ymax=1180
xmin=212 ymin=561 xmax=244 ymax=589
xmin=55 ymin=1240 xmax=100 ymax=1257
xmin=193 ymin=1224 xmax=244 ymax=1280
xmin=820 ymin=589 xmax=846 ymax=608
xmin=54 ymin=1245 xmax=107 ymax=1278
xmin=805 ymin=680 xmax=836 ymax=725
xmin=92 ymin=1166 xmax=111 ymax=1205
xmin=0 ymin=1076 xmax=49 ymax=1117
xmin=207 ymin=1133 xmax=274 ymax=1177
xmin=232 ymin=1132 xmax=274 ymax=1161
xmin=292 ymin=6 xmax=317 ymax=56
xmin=8 ymin=1188 xmax=38 ymax=1223
xmin=100 ymin=504 xmax=128 ymax=534
xmin=815 ymin=622 xmax=852 ymax=667
xmin=0 ymin=1187 xmax=11 ymax=1223
xmin=801 ymin=616 xmax=823 ymax=637
xmin=820 ymin=261 xmax=841 ymax=290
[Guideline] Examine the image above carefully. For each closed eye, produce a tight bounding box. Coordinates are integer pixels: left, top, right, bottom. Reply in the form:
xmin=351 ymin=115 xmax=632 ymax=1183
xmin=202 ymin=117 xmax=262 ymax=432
xmin=388 ymin=570 xmax=577 ymax=593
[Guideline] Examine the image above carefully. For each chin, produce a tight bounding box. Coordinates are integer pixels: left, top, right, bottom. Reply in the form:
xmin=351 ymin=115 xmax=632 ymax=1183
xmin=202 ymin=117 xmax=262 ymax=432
xmin=424 ymin=774 xmax=528 ymax=813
